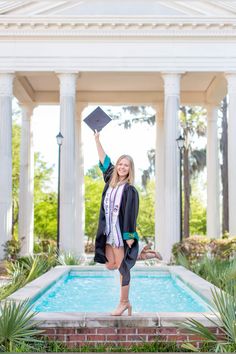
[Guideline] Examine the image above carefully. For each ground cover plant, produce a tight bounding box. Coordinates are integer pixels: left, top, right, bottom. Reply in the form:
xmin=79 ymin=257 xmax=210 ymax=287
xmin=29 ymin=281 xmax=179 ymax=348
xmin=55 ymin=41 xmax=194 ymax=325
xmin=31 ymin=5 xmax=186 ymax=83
xmin=0 ymin=339 xmax=195 ymax=352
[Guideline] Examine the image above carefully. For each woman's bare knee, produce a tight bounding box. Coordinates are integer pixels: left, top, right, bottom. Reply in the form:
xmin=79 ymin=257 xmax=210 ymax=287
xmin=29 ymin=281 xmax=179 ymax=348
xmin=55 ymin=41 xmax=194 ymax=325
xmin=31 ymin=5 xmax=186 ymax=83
xmin=105 ymin=262 xmax=118 ymax=270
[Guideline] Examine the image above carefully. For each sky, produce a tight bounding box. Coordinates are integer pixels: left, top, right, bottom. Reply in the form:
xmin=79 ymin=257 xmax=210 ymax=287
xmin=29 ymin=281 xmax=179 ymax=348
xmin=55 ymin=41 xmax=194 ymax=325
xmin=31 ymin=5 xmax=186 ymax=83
xmin=30 ymin=104 xmax=156 ymax=191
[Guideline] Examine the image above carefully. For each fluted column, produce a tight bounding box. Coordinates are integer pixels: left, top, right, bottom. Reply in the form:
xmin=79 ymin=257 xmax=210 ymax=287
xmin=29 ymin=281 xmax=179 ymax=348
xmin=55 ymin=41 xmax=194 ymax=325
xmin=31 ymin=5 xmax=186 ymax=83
xmin=154 ymin=103 xmax=165 ymax=254
xmin=206 ymin=105 xmax=220 ymax=238
xmin=75 ymin=103 xmax=87 ymax=258
xmin=0 ymin=73 xmax=14 ymax=259
xmin=162 ymin=73 xmax=181 ymax=262
xmin=225 ymin=73 xmax=236 ymax=236
xmin=58 ymin=73 xmax=77 ymax=254
xmin=19 ymin=103 xmax=35 ymax=256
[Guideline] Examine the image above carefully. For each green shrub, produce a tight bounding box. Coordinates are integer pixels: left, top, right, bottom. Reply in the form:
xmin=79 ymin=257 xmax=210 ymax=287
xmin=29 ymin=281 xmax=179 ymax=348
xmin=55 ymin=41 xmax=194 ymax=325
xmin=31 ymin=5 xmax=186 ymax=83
xmin=3 ymin=238 xmax=21 ymax=260
xmin=209 ymin=237 xmax=236 ymax=260
xmin=172 ymin=236 xmax=236 ymax=264
xmin=172 ymin=236 xmax=209 ymax=264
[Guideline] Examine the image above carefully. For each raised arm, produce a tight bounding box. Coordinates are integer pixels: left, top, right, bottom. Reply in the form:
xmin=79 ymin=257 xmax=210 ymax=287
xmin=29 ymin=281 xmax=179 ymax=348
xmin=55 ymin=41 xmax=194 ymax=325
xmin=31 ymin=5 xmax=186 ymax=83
xmin=94 ymin=130 xmax=106 ymax=164
xmin=94 ymin=130 xmax=114 ymax=183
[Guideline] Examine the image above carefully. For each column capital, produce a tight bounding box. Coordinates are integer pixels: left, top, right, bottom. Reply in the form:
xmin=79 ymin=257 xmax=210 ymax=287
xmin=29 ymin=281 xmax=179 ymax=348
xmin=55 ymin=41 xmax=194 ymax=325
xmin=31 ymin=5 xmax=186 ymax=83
xmin=161 ymin=72 xmax=183 ymax=96
xmin=58 ymin=73 xmax=77 ymax=97
xmin=19 ymin=102 xmax=37 ymax=119
xmin=225 ymin=73 xmax=236 ymax=94
xmin=0 ymin=73 xmax=14 ymax=96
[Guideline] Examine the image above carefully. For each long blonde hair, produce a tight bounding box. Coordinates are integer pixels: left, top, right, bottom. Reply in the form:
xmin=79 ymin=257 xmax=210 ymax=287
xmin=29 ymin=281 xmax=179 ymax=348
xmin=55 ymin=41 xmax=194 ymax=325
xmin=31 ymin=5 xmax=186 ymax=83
xmin=109 ymin=155 xmax=135 ymax=188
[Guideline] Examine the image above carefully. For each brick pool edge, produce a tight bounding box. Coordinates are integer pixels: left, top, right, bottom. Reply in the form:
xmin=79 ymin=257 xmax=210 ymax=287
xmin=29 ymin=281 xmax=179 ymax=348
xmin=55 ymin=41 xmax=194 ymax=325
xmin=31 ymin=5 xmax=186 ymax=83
xmin=40 ymin=325 xmax=223 ymax=348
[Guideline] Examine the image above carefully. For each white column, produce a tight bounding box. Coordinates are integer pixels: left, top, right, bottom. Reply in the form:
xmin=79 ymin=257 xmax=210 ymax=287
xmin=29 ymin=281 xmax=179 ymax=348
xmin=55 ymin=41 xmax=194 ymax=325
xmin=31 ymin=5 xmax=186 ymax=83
xmin=162 ymin=73 xmax=181 ymax=262
xmin=75 ymin=103 xmax=87 ymax=258
xmin=225 ymin=73 xmax=236 ymax=236
xmin=154 ymin=103 xmax=165 ymax=254
xmin=18 ymin=103 xmax=35 ymax=256
xmin=206 ymin=105 xmax=220 ymax=238
xmin=58 ymin=73 xmax=77 ymax=254
xmin=0 ymin=73 xmax=14 ymax=259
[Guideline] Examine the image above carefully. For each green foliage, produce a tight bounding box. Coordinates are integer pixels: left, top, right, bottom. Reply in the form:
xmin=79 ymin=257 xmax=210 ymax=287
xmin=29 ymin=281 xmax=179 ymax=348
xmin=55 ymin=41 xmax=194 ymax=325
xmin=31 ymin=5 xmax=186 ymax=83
xmin=34 ymin=192 xmax=57 ymax=241
xmin=34 ymin=152 xmax=57 ymax=242
xmin=85 ymin=175 xmax=104 ymax=241
xmin=34 ymin=239 xmax=57 ymax=254
xmin=172 ymin=236 xmax=209 ymax=264
xmin=0 ymin=300 xmax=43 ymax=352
xmin=181 ymin=287 xmax=236 ymax=352
xmin=16 ymin=255 xmax=50 ymax=284
xmin=86 ymin=165 xmax=103 ymax=180
xmin=210 ymin=237 xmax=236 ymax=260
xmin=198 ymin=258 xmax=236 ymax=290
xmin=3 ymin=238 xmax=21 ymax=260
xmin=0 ymin=255 xmax=53 ymax=301
xmin=189 ymin=196 xmax=206 ymax=235
xmin=137 ymin=181 xmax=155 ymax=237
xmin=57 ymin=252 xmax=82 ymax=265
xmin=173 ymin=236 xmax=236 ymax=268
xmin=174 ymin=247 xmax=236 ymax=291
xmin=9 ymin=339 xmax=188 ymax=352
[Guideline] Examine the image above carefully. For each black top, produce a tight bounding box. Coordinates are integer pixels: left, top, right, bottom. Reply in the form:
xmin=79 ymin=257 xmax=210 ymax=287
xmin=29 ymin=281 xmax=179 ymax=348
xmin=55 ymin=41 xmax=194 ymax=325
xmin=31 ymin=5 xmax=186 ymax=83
xmin=94 ymin=156 xmax=139 ymax=286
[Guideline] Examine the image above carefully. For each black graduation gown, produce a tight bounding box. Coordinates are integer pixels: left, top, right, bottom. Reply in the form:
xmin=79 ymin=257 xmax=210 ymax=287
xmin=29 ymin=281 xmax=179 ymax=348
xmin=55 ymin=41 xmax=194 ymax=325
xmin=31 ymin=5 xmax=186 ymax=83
xmin=94 ymin=160 xmax=139 ymax=286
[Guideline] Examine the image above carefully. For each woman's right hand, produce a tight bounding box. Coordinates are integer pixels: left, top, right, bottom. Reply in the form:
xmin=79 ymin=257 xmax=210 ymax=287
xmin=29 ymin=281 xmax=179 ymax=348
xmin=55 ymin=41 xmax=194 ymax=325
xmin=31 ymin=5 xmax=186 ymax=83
xmin=126 ymin=239 xmax=134 ymax=248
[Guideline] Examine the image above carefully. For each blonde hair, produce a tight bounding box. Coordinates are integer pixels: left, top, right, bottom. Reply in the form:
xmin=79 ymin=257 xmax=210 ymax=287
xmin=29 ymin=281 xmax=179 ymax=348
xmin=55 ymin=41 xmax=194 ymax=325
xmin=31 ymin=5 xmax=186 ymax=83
xmin=110 ymin=155 xmax=135 ymax=188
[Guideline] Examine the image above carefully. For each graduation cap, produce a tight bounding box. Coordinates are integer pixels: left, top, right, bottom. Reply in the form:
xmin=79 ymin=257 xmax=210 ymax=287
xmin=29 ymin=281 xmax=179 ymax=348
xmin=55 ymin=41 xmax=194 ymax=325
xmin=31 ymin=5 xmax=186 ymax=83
xmin=83 ymin=106 xmax=112 ymax=132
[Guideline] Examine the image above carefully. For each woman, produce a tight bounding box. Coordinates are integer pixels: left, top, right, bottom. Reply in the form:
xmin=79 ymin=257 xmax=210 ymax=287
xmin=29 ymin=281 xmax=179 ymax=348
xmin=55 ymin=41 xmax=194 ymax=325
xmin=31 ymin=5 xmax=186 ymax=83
xmin=93 ymin=131 xmax=139 ymax=316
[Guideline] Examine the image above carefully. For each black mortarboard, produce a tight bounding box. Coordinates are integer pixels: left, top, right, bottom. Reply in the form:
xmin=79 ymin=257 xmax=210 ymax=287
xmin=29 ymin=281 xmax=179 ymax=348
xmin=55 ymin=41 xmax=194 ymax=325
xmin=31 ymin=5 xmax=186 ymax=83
xmin=83 ymin=106 xmax=112 ymax=132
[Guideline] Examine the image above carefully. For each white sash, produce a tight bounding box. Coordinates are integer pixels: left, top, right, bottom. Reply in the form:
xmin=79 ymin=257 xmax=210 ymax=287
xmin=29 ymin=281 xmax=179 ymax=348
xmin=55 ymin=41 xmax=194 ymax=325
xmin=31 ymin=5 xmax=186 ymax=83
xmin=104 ymin=183 xmax=125 ymax=247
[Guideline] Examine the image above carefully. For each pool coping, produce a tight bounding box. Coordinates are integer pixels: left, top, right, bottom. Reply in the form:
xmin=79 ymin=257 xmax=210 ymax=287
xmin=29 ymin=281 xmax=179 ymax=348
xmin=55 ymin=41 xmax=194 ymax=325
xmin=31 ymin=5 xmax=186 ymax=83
xmin=7 ymin=264 xmax=220 ymax=327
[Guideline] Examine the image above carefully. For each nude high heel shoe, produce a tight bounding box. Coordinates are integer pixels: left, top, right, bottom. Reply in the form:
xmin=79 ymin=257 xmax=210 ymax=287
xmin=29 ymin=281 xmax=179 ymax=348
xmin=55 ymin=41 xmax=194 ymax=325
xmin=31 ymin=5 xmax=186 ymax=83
xmin=111 ymin=300 xmax=132 ymax=316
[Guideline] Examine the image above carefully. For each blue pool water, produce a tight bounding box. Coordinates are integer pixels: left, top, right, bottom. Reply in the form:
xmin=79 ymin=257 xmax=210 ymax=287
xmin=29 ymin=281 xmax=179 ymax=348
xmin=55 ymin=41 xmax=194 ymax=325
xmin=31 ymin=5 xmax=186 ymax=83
xmin=32 ymin=270 xmax=210 ymax=313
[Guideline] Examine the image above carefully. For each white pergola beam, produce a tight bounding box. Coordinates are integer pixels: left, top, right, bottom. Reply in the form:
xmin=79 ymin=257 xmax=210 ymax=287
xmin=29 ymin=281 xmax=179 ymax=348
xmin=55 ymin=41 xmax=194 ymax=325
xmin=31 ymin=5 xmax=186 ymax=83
xmin=32 ymin=90 xmax=206 ymax=105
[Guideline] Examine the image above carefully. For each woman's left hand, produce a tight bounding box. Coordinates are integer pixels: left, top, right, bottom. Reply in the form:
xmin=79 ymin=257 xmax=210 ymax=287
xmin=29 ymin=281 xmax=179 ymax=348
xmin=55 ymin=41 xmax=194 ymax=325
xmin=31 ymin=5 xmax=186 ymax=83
xmin=126 ymin=239 xmax=134 ymax=248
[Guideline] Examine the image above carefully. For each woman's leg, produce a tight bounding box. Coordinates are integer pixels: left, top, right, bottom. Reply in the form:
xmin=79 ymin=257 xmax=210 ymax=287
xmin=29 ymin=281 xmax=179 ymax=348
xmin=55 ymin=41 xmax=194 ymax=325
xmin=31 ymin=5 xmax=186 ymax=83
xmin=112 ymin=247 xmax=129 ymax=301
xmin=112 ymin=247 xmax=132 ymax=315
xmin=105 ymin=244 xmax=117 ymax=270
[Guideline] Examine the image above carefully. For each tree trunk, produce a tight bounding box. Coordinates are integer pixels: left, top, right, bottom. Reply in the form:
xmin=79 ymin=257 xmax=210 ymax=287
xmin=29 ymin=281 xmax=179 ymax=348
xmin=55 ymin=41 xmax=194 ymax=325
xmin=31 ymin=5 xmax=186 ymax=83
xmin=183 ymin=146 xmax=190 ymax=238
xmin=221 ymin=97 xmax=229 ymax=234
